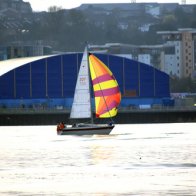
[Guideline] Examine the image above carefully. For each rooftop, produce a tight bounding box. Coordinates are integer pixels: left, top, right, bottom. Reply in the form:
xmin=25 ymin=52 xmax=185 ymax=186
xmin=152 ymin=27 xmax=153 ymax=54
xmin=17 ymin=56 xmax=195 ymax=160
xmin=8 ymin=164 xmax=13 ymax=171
xmin=0 ymin=55 xmax=54 ymax=77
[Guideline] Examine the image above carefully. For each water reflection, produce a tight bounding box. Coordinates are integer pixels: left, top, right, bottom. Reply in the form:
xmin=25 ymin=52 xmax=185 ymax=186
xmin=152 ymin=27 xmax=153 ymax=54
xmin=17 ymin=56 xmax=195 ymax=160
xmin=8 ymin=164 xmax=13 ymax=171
xmin=89 ymin=144 xmax=115 ymax=165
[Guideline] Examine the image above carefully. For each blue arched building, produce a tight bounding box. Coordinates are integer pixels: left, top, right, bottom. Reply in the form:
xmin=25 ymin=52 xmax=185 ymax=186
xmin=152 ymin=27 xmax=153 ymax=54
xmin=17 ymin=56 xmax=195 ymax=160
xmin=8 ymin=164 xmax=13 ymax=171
xmin=0 ymin=53 xmax=171 ymax=109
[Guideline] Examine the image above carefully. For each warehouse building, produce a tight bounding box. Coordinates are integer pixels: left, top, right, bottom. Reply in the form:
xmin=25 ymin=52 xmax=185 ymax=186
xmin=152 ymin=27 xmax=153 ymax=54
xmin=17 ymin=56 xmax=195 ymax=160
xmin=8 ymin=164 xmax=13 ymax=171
xmin=0 ymin=53 xmax=171 ymax=109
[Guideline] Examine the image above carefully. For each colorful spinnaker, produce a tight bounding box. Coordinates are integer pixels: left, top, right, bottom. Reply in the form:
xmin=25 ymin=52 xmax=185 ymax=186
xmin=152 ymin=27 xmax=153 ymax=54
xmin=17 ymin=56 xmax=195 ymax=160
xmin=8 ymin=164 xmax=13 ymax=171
xmin=89 ymin=53 xmax=121 ymax=118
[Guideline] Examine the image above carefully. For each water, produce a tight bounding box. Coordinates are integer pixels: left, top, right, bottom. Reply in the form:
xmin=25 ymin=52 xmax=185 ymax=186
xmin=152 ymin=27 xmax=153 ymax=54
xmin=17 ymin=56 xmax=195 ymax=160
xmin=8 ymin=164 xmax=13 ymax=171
xmin=0 ymin=123 xmax=196 ymax=196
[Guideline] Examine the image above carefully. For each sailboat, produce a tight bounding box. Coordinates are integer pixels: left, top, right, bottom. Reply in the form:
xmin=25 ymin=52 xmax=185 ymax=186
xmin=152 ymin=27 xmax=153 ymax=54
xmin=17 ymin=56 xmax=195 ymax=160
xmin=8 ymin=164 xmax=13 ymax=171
xmin=57 ymin=46 xmax=121 ymax=135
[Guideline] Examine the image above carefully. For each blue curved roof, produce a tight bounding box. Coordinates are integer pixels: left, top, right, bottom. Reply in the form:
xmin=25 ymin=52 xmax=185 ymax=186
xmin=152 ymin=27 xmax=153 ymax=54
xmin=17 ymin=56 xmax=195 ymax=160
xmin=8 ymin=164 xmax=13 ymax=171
xmin=0 ymin=53 xmax=170 ymax=100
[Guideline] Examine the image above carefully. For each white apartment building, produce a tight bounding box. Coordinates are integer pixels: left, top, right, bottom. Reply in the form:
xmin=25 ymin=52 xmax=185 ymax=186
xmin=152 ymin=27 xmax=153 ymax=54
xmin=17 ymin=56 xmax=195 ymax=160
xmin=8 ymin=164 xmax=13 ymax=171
xmin=158 ymin=28 xmax=196 ymax=79
xmin=89 ymin=34 xmax=196 ymax=79
xmin=138 ymin=54 xmax=151 ymax=65
xmin=163 ymin=40 xmax=182 ymax=78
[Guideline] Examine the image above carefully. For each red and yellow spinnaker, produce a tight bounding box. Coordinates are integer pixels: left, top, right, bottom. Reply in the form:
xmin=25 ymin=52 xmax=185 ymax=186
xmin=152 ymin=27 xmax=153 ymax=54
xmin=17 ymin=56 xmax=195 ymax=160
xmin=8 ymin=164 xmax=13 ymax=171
xmin=88 ymin=53 xmax=121 ymax=118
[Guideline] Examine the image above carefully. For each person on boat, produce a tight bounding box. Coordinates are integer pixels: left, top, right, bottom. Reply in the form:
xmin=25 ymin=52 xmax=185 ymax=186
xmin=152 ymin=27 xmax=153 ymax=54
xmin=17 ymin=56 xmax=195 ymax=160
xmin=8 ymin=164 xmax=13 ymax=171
xmin=57 ymin=122 xmax=65 ymax=131
xmin=60 ymin=122 xmax=65 ymax=129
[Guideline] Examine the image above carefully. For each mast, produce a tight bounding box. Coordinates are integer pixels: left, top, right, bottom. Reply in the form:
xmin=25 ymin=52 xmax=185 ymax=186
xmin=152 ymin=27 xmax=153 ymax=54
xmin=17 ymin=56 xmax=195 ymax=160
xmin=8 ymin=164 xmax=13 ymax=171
xmin=86 ymin=44 xmax=94 ymax=124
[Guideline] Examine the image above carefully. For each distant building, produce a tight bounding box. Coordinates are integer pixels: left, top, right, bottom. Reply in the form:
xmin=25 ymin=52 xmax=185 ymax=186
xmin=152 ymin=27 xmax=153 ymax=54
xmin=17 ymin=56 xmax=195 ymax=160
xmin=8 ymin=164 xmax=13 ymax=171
xmin=78 ymin=3 xmax=146 ymax=17
xmin=145 ymin=4 xmax=160 ymax=18
xmin=78 ymin=2 xmax=194 ymax=19
xmin=157 ymin=28 xmax=196 ymax=79
xmin=89 ymin=40 xmax=196 ymax=80
xmin=0 ymin=53 xmax=170 ymax=109
xmin=0 ymin=42 xmax=52 ymax=60
xmin=89 ymin=43 xmax=166 ymax=70
xmin=0 ymin=47 xmax=7 ymax=60
xmin=138 ymin=54 xmax=151 ymax=65
xmin=139 ymin=23 xmax=152 ymax=32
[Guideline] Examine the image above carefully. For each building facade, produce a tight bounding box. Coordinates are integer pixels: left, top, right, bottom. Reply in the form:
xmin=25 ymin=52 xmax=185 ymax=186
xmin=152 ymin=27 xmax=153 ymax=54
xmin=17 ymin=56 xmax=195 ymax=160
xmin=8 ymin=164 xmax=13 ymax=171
xmin=158 ymin=28 xmax=196 ymax=79
xmin=0 ymin=53 xmax=170 ymax=109
xmin=89 ymin=43 xmax=165 ymax=70
xmin=0 ymin=42 xmax=52 ymax=60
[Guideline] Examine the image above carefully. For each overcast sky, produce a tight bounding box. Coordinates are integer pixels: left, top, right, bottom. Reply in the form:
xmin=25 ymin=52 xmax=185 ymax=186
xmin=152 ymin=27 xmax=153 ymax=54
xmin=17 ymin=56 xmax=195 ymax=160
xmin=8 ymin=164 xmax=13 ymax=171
xmin=24 ymin=0 xmax=196 ymax=11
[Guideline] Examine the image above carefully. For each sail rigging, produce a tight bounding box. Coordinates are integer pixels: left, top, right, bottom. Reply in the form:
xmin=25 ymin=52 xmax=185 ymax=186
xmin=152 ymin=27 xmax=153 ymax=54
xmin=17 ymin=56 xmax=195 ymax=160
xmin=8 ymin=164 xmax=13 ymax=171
xmin=57 ymin=47 xmax=121 ymax=135
xmin=70 ymin=47 xmax=121 ymax=120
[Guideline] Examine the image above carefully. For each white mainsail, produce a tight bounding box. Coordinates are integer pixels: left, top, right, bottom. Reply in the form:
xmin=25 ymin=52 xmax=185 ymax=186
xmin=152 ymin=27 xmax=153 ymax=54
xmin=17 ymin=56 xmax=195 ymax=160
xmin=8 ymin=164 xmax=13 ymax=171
xmin=70 ymin=47 xmax=91 ymax=119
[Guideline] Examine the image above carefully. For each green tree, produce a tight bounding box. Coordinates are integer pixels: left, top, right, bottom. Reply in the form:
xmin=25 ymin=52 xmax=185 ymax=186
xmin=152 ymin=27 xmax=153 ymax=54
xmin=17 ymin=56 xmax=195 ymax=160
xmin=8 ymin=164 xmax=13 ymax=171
xmin=160 ymin=14 xmax=177 ymax=30
xmin=174 ymin=7 xmax=189 ymax=27
xmin=190 ymin=5 xmax=196 ymax=28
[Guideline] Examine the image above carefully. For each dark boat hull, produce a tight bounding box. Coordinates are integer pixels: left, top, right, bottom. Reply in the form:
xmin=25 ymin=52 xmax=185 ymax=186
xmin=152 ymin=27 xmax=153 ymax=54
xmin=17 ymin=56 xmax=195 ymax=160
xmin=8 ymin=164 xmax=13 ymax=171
xmin=57 ymin=124 xmax=114 ymax=136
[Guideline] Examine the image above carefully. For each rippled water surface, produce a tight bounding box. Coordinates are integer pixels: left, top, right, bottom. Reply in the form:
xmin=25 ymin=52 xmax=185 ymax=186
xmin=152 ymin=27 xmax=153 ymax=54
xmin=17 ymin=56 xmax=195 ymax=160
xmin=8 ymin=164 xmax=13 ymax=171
xmin=0 ymin=123 xmax=196 ymax=195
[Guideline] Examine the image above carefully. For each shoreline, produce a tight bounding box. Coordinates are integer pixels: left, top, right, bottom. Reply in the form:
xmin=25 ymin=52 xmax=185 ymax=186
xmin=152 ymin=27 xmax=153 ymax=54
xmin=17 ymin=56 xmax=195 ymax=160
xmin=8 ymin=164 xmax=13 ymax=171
xmin=0 ymin=108 xmax=195 ymax=125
